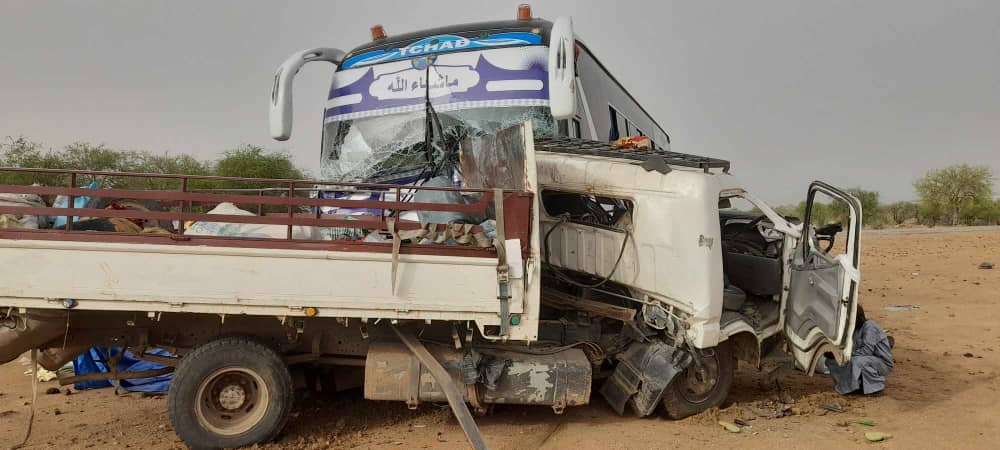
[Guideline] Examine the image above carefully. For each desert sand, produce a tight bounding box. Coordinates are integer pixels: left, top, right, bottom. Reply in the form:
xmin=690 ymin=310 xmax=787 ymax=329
xmin=2 ymin=228 xmax=998 ymax=449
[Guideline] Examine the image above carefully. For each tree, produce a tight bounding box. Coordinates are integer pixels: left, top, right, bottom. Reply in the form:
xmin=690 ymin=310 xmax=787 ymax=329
xmin=59 ymin=142 xmax=147 ymax=188
xmin=2 ymin=137 xmax=307 ymax=192
xmin=772 ymin=203 xmax=802 ymax=220
xmin=918 ymin=201 xmax=946 ymax=227
xmin=961 ymin=198 xmax=1000 ymax=225
xmin=827 ymin=188 xmax=881 ymax=227
xmin=0 ymin=137 xmax=68 ymax=186
xmin=882 ymin=201 xmax=919 ymax=225
xmin=809 ymin=201 xmax=833 ymax=226
xmin=135 ymin=152 xmax=213 ymax=190
xmin=213 ymin=145 xmax=304 ymax=182
xmin=208 ymin=145 xmax=308 ymax=213
xmin=851 ymin=188 xmax=880 ymax=225
xmin=914 ymin=164 xmax=994 ymax=226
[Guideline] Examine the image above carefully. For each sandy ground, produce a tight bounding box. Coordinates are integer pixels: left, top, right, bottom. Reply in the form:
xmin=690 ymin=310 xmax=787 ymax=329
xmin=2 ymin=228 xmax=998 ymax=449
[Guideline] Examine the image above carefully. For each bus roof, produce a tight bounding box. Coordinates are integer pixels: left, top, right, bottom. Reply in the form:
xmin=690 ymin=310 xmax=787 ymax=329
xmin=342 ymin=19 xmax=553 ymax=64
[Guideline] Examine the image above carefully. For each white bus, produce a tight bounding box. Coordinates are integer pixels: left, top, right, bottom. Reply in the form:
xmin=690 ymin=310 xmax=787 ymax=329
xmin=271 ymin=4 xmax=671 ymax=185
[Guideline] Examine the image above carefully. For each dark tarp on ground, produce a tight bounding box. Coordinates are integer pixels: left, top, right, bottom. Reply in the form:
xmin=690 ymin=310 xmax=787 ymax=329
xmin=73 ymin=347 xmax=173 ymax=392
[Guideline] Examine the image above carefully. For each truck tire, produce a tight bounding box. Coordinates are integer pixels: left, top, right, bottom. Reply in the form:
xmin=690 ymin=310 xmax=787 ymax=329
xmin=168 ymin=336 xmax=293 ymax=450
xmin=661 ymin=343 xmax=735 ymax=419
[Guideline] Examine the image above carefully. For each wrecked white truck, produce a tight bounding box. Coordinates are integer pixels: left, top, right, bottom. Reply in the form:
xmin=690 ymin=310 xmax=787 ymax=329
xmin=0 ymin=6 xmax=862 ymax=450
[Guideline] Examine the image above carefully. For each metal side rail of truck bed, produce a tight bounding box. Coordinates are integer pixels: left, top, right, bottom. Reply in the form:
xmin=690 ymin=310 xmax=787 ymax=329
xmin=0 ymin=167 xmax=539 ymax=340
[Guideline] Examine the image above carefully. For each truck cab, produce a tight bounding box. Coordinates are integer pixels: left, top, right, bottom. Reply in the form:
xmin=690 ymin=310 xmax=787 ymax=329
xmin=532 ymin=138 xmax=862 ymax=416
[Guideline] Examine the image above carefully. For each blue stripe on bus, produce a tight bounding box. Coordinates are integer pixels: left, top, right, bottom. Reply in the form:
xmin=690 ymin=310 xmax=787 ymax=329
xmin=342 ymin=32 xmax=542 ymax=69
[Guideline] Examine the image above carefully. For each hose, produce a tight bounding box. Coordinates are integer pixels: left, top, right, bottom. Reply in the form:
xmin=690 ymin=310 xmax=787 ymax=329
xmin=543 ymin=215 xmax=632 ymax=289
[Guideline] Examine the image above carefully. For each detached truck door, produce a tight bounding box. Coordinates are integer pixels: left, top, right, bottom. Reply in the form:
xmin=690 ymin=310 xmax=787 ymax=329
xmin=783 ymin=181 xmax=862 ymax=374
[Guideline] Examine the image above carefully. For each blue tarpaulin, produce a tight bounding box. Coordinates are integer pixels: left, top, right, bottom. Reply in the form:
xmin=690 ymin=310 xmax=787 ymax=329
xmin=73 ymin=347 xmax=174 ymax=392
xmin=52 ymin=181 xmax=99 ymax=227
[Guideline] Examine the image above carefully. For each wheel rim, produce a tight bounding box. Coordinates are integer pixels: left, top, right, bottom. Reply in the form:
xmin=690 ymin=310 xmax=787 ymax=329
xmin=677 ymin=352 xmax=721 ymax=404
xmin=194 ymin=367 xmax=270 ymax=436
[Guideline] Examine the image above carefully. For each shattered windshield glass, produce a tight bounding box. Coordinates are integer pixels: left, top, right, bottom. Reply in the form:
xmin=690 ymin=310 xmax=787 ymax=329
xmin=321 ymin=106 xmax=553 ymax=183
xmin=320 ymin=45 xmax=553 ymax=183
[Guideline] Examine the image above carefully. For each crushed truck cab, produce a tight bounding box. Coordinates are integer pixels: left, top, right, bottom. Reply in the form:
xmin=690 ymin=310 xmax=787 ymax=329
xmin=532 ymin=138 xmax=862 ymax=416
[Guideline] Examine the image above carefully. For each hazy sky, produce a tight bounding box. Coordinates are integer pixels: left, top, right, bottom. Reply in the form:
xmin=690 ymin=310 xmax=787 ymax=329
xmin=2 ymin=0 xmax=998 ymax=204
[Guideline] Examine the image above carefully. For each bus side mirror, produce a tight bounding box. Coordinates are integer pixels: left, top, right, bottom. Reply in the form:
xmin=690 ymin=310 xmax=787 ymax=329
xmin=548 ymin=17 xmax=576 ymax=120
xmin=269 ymin=47 xmax=345 ymax=141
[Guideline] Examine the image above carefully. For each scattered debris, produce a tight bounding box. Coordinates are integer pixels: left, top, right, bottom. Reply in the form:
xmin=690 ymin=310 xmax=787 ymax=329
xmin=865 ymin=431 xmax=892 ymax=442
xmin=857 ymin=421 xmax=875 ymax=427
xmin=733 ymin=418 xmax=750 ymax=427
xmin=45 ymin=387 xmax=61 ymax=395
xmin=53 ymin=408 xmax=62 ymax=415
xmin=963 ymin=353 xmax=975 ymax=358
xmin=748 ymin=406 xmax=775 ymax=418
xmin=883 ymin=305 xmax=921 ymax=312
xmin=36 ymin=367 xmax=58 ymax=382
xmin=739 ymin=392 xmax=848 ymax=421
xmin=820 ymin=404 xmax=845 ymax=413
xmin=979 ymin=262 xmax=994 ymax=270
xmin=718 ymin=421 xmax=741 ymax=433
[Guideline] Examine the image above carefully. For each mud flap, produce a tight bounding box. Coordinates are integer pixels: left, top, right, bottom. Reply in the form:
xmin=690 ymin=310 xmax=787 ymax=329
xmin=600 ymin=340 xmax=693 ymax=417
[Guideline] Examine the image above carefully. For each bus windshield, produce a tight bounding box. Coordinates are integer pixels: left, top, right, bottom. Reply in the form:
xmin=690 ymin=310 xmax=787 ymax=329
xmin=320 ymin=45 xmax=552 ymax=183
xmin=322 ymin=106 xmax=553 ymax=183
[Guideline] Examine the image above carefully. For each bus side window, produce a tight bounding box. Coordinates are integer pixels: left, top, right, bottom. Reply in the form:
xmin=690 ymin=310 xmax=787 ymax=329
xmin=610 ymin=105 xmax=635 ymax=139
xmin=609 ymin=106 xmax=620 ymax=140
xmin=557 ymin=118 xmax=583 ymax=138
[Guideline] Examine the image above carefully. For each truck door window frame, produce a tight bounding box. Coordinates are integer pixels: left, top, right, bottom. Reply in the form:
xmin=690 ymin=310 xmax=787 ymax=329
xmin=541 ymin=189 xmax=634 ymax=232
xmin=784 ymin=181 xmax=862 ymax=372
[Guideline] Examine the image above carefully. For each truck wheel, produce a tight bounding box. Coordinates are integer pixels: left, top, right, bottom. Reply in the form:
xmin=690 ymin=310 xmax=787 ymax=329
xmin=168 ymin=337 xmax=293 ymax=449
xmin=661 ymin=343 xmax=735 ymax=419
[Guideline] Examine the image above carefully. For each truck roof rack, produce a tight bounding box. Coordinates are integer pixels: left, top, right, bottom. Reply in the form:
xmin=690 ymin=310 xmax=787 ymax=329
xmin=534 ymin=137 xmax=731 ymax=174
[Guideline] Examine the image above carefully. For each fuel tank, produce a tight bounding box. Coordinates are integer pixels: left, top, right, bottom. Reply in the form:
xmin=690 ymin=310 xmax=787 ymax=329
xmin=364 ymin=341 xmax=591 ymax=411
